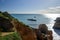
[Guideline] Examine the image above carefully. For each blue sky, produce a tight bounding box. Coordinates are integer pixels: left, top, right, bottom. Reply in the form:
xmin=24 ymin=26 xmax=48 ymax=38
xmin=0 ymin=0 xmax=60 ymax=14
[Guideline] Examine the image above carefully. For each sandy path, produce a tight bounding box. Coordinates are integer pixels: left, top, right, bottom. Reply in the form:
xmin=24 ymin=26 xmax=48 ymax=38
xmin=0 ymin=32 xmax=14 ymax=36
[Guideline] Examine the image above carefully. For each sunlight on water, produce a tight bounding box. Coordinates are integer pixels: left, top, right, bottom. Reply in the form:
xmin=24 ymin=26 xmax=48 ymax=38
xmin=44 ymin=14 xmax=60 ymax=20
xmin=44 ymin=14 xmax=60 ymax=40
xmin=47 ymin=24 xmax=60 ymax=40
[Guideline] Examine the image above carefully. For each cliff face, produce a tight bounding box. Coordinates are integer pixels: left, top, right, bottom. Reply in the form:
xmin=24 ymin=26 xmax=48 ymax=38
xmin=0 ymin=17 xmax=14 ymax=32
xmin=12 ymin=20 xmax=37 ymax=40
xmin=0 ymin=12 xmax=14 ymax=32
xmin=53 ymin=23 xmax=60 ymax=29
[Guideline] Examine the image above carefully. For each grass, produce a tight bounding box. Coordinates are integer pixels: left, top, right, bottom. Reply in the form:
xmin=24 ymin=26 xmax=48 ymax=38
xmin=0 ymin=32 xmax=22 ymax=40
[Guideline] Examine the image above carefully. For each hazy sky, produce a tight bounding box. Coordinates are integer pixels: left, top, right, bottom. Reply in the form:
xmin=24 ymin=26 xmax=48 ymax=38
xmin=0 ymin=0 xmax=60 ymax=14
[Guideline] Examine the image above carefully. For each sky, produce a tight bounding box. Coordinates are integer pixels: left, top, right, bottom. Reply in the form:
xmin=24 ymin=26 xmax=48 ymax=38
xmin=0 ymin=0 xmax=60 ymax=14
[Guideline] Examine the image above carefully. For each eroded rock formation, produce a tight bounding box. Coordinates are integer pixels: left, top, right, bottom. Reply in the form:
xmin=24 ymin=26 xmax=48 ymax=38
xmin=53 ymin=17 xmax=60 ymax=29
xmin=39 ymin=24 xmax=48 ymax=34
xmin=33 ymin=24 xmax=53 ymax=40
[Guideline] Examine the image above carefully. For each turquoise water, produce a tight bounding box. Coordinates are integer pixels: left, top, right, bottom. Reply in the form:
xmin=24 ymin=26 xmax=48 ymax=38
xmin=11 ymin=14 xmax=60 ymax=40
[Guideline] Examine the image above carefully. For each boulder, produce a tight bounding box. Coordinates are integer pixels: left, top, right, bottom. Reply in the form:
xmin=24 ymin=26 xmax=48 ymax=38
xmin=33 ymin=25 xmax=48 ymax=40
xmin=39 ymin=24 xmax=48 ymax=34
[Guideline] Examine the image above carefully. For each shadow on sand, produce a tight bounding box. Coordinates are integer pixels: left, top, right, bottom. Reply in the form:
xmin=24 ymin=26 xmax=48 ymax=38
xmin=54 ymin=28 xmax=60 ymax=35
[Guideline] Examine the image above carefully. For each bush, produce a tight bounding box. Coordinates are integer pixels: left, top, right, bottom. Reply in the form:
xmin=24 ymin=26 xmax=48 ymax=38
xmin=0 ymin=32 xmax=22 ymax=40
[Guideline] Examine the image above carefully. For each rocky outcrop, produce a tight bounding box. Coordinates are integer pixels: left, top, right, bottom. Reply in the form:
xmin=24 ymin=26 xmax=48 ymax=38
xmin=47 ymin=30 xmax=53 ymax=40
xmin=53 ymin=17 xmax=60 ymax=29
xmin=0 ymin=11 xmax=14 ymax=32
xmin=0 ymin=17 xmax=14 ymax=32
xmin=33 ymin=24 xmax=53 ymax=40
xmin=39 ymin=24 xmax=48 ymax=34
xmin=33 ymin=29 xmax=43 ymax=40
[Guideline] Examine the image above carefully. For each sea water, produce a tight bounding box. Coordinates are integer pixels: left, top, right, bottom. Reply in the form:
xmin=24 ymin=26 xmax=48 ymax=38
xmin=11 ymin=14 xmax=60 ymax=40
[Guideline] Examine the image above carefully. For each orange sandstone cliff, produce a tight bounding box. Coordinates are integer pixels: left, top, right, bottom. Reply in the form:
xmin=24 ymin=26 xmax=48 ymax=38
xmin=12 ymin=19 xmax=37 ymax=40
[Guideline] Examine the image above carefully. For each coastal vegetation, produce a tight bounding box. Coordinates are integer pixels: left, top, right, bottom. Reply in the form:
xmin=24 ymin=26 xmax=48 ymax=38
xmin=0 ymin=11 xmax=22 ymax=40
xmin=0 ymin=32 xmax=21 ymax=40
xmin=0 ymin=11 xmax=14 ymax=20
xmin=0 ymin=11 xmax=14 ymax=32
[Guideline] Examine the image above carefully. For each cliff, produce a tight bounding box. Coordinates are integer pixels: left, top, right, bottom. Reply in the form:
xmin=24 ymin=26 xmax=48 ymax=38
xmin=0 ymin=11 xmax=14 ymax=32
xmin=12 ymin=19 xmax=37 ymax=40
xmin=0 ymin=11 xmax=53 ymax=40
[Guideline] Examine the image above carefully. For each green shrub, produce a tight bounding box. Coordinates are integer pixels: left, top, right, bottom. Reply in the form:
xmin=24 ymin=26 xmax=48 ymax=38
xmin=0 ymin=32 xmax=22 ymax=40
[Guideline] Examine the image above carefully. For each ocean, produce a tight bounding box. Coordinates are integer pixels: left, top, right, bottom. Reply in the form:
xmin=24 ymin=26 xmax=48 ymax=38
xmin=11 ymin=14 xmax=60 ymax=40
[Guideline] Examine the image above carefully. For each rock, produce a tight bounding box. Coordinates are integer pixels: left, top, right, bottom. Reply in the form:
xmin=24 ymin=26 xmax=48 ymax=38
xmin=38 ymin=24 xmax=53 ymax=40
xmin=39 ymin=24 xmax=48 ymax=34
xmin=33 ymin=29 xmax=42 ymax=40
xmin=53 ymin=17 xmax=60 ymax=29
xmin=33 ymin=24 xmax=53 ymax=40
xmin=33 ymin=25 xmax=50 ymax=40
xmin=47 ymin=30 xmax=53 ymax=40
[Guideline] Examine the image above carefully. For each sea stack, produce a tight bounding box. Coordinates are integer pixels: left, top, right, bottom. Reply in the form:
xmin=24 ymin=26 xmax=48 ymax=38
xmin=53 ymin=17 xmax=60 ymax=29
